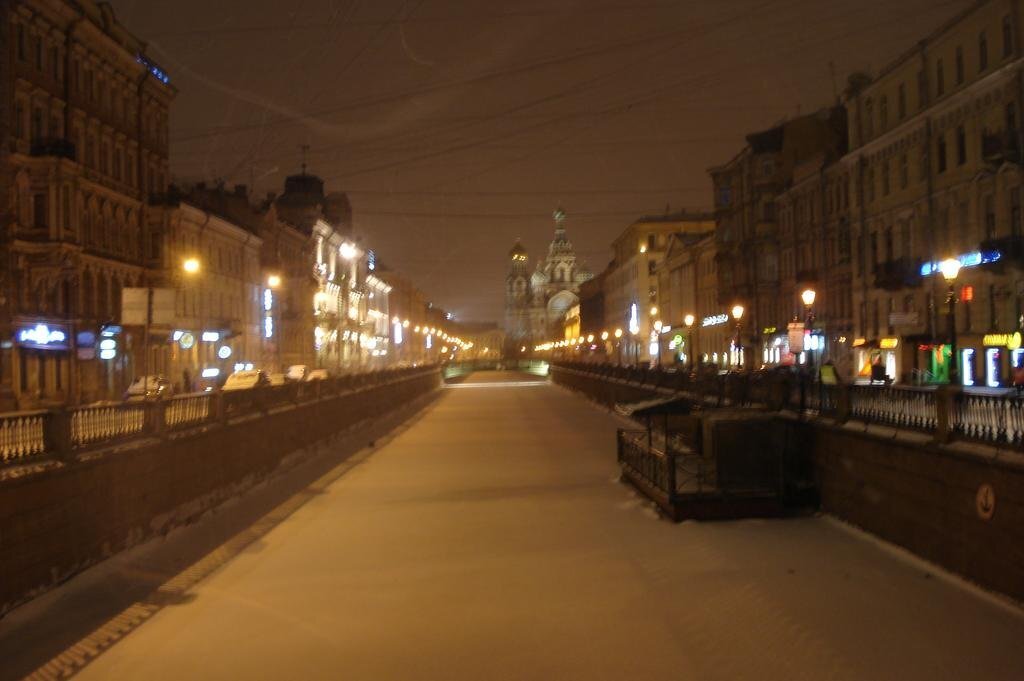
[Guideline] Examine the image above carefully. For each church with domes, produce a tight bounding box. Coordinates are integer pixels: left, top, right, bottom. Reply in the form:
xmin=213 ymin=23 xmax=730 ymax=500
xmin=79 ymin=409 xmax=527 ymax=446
xmin=505 ymin=209 xmax=592 ymax=348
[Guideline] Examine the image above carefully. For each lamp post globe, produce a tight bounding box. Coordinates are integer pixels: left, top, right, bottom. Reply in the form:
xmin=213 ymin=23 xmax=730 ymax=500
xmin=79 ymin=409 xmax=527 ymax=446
xmin=939 ymin=258 xmax=962 ymax=385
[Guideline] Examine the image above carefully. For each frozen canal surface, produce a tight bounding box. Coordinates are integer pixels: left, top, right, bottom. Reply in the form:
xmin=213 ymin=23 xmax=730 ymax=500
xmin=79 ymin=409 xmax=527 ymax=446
xmin=23 ymin=372 xmax=1024 ymax=679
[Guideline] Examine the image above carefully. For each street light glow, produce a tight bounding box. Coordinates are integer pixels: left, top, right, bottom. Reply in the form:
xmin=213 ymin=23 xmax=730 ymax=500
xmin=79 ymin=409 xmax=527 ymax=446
xmin=339 ymin=242 xmax=358 ymax=260
xmin=939 ymin=257 xmax=962 ymax=282
xmin=267 ymin=274 xmax=282 ymax=288
xmin=731 ymin=304 xmax=745 ymax=320
xmin=601 ymin=331 xmax=609 ymax=341
xmin=684 ymin=314 xmax=695 ymax=327
xmin=183 ymin=257 xmax=200 ymax=274
xmin=614 ymin=328 xmax=623 ymax=338
xmin=801 ymin=288 xmax=816 ymax=307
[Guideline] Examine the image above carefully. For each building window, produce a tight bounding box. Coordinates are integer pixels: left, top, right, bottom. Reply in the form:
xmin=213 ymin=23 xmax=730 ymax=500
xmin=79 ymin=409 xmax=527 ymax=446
xmin=1004 ymin=15 xmax=1014 ymax=58
xmin=936 ymin=58 xmax=945 ymax=96
xmin=884 ymin=226 xmax=893 ymax=261
xmin=979 ymin=31 xmax=989 ymax=71
xmin=14 ymin=102 xmax=24 ymax=140
xmin=61 ymin=186 xmax=70 ymax=231
xmin=898 ymin=83 xmax=906 ymax=120
xmin=985 ymin=194 xmax=996 ymax=239
xmin=879 ymin=96 xmax=888 ymax=130
xmin=16 ymin=25 xmax=25 ymax=62
xmin=647 ymin=234 xmax=656 ymax=251
xmin=899 ymin=154 xmax=908 ymax=189
xmin=870 ymin=231 xmax=878 ymax=272
xmin=866 ymin=167 xmax=875 ymax=202
xmin=30 ymin=107 xmax=42 ymax=141
xmin=33 ymin=194 xmax=47 ymax=228
xmin=937 ymin=134 xmax=948 ymax=172
xmin=917 ymin=70 xmax=927 ymax=109
xmin=1012 ymin=188 xmax=1021 ymax=237
xmin=34 ymin=37 xmax=42 ymax=70
xmin=114 ymin=149 xmax=122 ymax=181
xmin=956 ymin=125 xmax=967 ymax=165
xmin=50 ymin=47 xmax=59 ymax=81
xmin=882 ymin=160 xmax=890 ymax=196
xmin=864 ymin=99 xmax=874 ymax=138
xmin=956 ymin=46 xmax=964 ymax=84
xmin=647 ymin=260 xmax=656 ymax=275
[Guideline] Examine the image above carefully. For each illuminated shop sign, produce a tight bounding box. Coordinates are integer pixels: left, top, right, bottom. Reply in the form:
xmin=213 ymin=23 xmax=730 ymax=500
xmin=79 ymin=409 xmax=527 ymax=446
xmin=17 ymin=324 xmax=68 ymax=349
xmin=702 ymin=313 xmax=729 ymax=328
xmin=880 ymin=337 xmax=900 ymax=349
xmin=920 ymin=250 xmax=1002 ymax=277
xmin=983 ymin=332 xmax=1022 ymax=349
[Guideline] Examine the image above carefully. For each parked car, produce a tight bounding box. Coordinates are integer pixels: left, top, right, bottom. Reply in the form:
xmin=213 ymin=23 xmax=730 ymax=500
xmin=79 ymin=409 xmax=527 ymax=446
xmin=222 ymin=370 xmax=270 ymax=391
xmin=124 ymin=375 xmax=173 ymax=400
xmin=286 ymin=365 xmax=309 ymax=382
xmin=305 ymin=369 xmax=329 ymax=381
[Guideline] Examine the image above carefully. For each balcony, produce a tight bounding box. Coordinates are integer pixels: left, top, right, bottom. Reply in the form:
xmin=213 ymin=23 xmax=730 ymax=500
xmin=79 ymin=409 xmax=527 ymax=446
xmin=873 ymin=257 xmax=922 ymax=291
xmin=29 ymin=138 xmax=76 ymax=161
xmin=981 ymin=131 xmax=1021 ymax=166
xmin=979 ymin=235 xmax=1024 ymax=266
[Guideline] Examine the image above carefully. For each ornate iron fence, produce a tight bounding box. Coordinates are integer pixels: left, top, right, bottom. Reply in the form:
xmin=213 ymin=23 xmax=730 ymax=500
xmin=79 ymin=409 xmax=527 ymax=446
xmin=617 ymin=429 xmax=674 ymax=498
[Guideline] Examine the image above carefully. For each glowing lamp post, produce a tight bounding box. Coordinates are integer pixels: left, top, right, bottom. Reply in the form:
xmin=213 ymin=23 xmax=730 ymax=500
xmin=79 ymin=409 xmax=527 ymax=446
xmin=684 ymin=313 xmax=696 ymax=370
xmin=801 ymin=288 xmax=817 ymax=368
xmin=731 ymin=304 xmax=745 ymax=370
xmin=614 ymin=328 xmax=623 ymax=366
xmin=940 ymin=257 xmax=962 ymax=385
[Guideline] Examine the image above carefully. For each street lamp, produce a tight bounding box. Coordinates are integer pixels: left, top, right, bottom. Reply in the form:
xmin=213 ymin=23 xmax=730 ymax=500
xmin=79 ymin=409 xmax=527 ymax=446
xmin=684 ymin=313 xmax=696 ymax=370
xmin=940 ymin=257 xmax=962 ymax=386
xmin=801 ymin=288 xmax=817 ymax=368
xmin=731 ymin=304 xmax=745 ymax=370
xmin=614 ymin=328 xmax=623 ymax=365
xmin=183 ymin=257 xmax=200 ymax=274
xmin=267 ymin=274 xmax=282 ymax=289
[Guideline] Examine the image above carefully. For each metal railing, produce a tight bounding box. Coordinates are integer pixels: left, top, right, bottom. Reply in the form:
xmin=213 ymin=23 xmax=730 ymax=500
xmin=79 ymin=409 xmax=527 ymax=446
xmin=554 ymin=362 xmax=1024 ymax=449
xmin=0 ymin=365 xmax=440 ymax=469
xmin=617 ymin=429 xmax=674 ymax=499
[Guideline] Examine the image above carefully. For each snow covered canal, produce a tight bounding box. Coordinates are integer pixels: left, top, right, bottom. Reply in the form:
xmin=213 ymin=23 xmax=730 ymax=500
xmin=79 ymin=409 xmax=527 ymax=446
xmin=9 ymin=371 xmax=1024 ymax=680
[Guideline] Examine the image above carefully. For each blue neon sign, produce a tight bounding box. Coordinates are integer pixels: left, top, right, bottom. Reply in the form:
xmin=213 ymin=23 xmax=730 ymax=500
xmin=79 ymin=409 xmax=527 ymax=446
xmin=920 ymin=250 xmax=1002 ymax=277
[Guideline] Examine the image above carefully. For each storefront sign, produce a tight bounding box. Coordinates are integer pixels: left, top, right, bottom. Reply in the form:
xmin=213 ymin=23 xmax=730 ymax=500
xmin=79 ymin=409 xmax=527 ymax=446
xmin=17 ymin=324 xmax=69 ymax=350
xmin=880 ymin=337 xmax=900 ymax=349
xmin=702 ymin=313 xmax=728 ymax=327
xmin=762 ymin=326 xmax=777 ymax=335
xmin=983 ymin=332 xmax=1022 ymax=349
xmin=852 ymin=338 xmax=866 ymax=347
xmin=920 ymin=250 xmax=1002 ymax=276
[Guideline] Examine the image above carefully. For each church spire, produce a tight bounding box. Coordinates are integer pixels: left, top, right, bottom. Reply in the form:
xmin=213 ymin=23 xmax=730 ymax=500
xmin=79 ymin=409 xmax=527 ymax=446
xmin=552 ymin=206 xmax=567 ymax=242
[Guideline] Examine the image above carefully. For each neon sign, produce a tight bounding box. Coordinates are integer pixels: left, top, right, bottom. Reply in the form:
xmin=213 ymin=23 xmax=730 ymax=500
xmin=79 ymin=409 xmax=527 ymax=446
xmin=920 ymin=250 xmax=1002 ymax=276
xmin=702 ymin=313 xmax=729 ymax=327
xmin=17 ymin=324 xmax=68 ymax=349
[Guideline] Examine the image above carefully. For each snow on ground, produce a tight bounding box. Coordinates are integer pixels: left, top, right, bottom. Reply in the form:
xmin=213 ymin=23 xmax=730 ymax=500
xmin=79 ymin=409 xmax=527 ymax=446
xmin=10 ymin=371 xmax=1024 ymax=680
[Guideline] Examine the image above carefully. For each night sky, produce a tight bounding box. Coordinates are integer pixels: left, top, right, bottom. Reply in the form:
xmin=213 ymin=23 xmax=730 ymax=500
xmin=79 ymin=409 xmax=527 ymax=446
xmin=112 ymin=0 xmax=972 ymax=323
